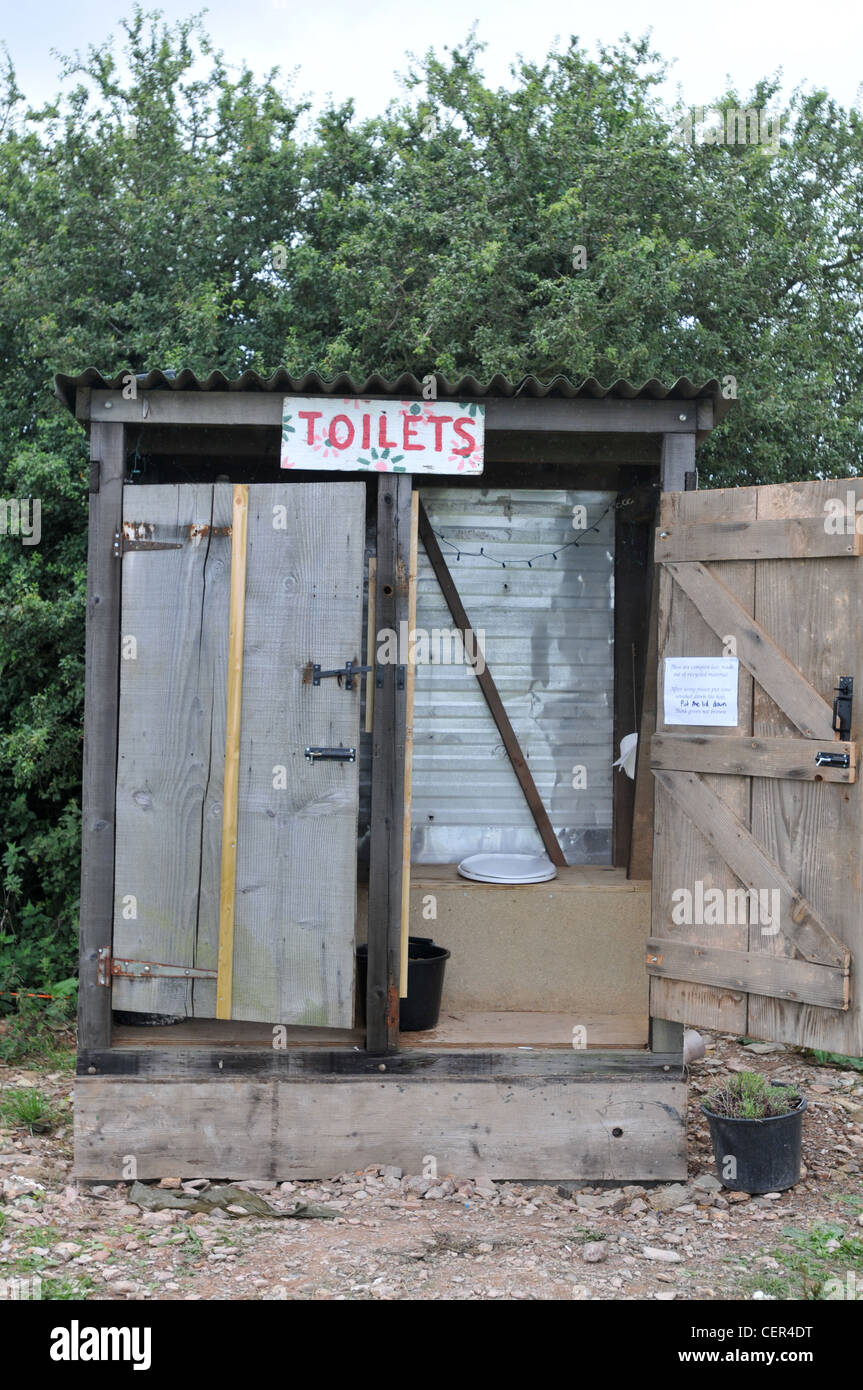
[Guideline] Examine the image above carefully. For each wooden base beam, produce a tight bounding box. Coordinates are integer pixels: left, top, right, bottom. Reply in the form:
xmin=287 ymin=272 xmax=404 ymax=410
xmin=74 ymin=1072 xmax=686 ymax=1181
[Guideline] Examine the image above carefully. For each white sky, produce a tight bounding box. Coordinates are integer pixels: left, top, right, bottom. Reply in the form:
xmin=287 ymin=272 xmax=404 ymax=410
xmin=2 ymin=0 xmax=862 ymax=120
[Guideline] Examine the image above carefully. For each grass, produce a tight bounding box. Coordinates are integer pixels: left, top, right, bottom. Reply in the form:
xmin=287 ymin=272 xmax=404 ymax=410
xmin=0 ymin=1085 xmax=65 ymax=1134
xmin=0 ymin=987 xmax=77 ymax=1068
xmin=732 ymin=1221 xmax=863 ymax=1300
xmin=2 ymin=1239 xmax=95 ymax=1301
xmin=810 ymin=1050 xmax=863 ymax=1073
xmin=703 ymin=1070 xmax=802 ymax=1119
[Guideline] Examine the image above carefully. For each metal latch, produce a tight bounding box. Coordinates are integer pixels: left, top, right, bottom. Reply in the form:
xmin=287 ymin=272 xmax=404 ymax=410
xmin=816 ymin=750 xmax=851 ymax=769
xmin=833 ymin=676 xmax=854 ymax=740
xmin=307 ymin=660 xmax=381 ymax=691
xmin=304 ymin=747 xmax=356 ymax=762
xmin=96 ymin=948 xmax=217 ymax=986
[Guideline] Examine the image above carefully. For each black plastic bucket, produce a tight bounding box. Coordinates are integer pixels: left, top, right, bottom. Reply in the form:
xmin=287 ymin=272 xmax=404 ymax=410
xmin=356 ymin=936 xmax=450 ymax=1031
xmin=702 ymin=1088 xmax=806 ymax=1193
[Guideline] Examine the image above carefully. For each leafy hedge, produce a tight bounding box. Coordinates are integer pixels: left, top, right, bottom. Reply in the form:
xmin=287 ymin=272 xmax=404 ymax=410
xmin=2 ymin=10 xmax=863 ymax=985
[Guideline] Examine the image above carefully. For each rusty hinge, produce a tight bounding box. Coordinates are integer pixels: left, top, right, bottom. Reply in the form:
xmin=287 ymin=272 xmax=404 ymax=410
xmin=113 ymin=523 xmax=182 ymax=558
xmin=96 ymin=948 xmax=217 ymax=986
xmin=113 ymin=521 xmax=232 ymax=558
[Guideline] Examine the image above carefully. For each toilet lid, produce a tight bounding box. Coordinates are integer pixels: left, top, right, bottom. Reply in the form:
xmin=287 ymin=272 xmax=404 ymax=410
xmin=457 ymin=853 xmax=558 ymax=884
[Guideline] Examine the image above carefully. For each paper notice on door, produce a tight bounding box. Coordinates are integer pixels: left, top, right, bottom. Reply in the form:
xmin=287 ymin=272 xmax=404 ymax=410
xmin=663 ymin=657 xmax=739 ymax=727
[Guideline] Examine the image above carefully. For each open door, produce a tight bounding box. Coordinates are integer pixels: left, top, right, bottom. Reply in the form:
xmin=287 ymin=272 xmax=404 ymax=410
xmin=648 ymin=479 xmax=861 ymax=1054
xmin=110 ymin=481 xmax=366 ymax=1026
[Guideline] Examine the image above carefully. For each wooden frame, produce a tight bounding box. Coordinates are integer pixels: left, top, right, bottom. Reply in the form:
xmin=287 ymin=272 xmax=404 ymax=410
xmin=68 ymin=382 xmax=731 ymax=1179
xmin=74 ymin=394 xmax=704 ymax=1066
xmin=78 ymin=421 xmax=125 ymax=1052
xmin=78 ymin=389 xmax=709 ymax=436
xmin=366 ymin=475 xmax=413 ymax=1052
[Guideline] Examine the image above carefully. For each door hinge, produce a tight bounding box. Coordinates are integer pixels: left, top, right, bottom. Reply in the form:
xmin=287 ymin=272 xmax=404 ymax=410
xmin=113 ymin=526 xmax=182 ymax=559
xmin=113 ymin=521 xmax=231 ymax=558
xmin=96 ymin=948 xmax=217 ymax=986
xmin=305 ymin=746 xmax=356 ymax=763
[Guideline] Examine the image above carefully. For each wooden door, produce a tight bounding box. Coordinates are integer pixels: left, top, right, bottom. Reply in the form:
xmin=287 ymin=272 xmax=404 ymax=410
xmin=110 ymin=482 xmax=366 ymax=1026
xmin=648 ymin=480 xmax=861 ymax=1053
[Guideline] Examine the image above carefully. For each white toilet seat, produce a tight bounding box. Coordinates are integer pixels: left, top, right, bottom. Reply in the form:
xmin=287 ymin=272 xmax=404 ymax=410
xmin=456 ymin=852 xmax=558 ymax=884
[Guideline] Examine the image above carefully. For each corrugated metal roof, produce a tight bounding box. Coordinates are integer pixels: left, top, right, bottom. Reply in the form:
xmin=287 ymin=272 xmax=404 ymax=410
xmin=53 ymin=368 xmax=732 ymax=423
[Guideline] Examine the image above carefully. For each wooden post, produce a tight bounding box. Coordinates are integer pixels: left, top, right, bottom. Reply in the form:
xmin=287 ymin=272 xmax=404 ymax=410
xmin=400 ymin=491 xmax=419 ymax=997
xmin=661 ymin=432 xmax=696 ymax=493
xmin=612 ymin=490 xmax=653 ymax=867
xmin=78 ymin=420 xmax=125 ymax=1052
xmin=364 ymin=556 xmax=377 ymax=735
xmin=216 ymin=485 xmax=249 ymax=1020
xmin=366 ymin=475 xmax=412 ymax=1051
xmin=628 ymin=573 xmax=660 ymax=880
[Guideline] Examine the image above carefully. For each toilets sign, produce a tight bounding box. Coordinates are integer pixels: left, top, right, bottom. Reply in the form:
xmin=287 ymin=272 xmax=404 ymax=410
xmin=281 ymin=398 xmax=485 ymax=474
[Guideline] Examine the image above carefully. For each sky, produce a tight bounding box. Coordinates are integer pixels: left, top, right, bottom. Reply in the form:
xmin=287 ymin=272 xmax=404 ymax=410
xmin=2 ymin=0 xmax=862 ymax=121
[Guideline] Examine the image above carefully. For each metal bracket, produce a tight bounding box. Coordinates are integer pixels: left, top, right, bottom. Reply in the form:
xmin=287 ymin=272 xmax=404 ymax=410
xmin=833 ymin=676 xmax=854 ymax=741
xmin=304 ymin=746 xmax=356 ymax=762
xmin=96 ymin=948 xmax=217 ymax=986
xmin=309 ymin=660 xmax=381 ymax=691
xmin=113 ymin=527 xmax=182 ymax=559
xmin=113 ymin=521 xmax=231 ymax=558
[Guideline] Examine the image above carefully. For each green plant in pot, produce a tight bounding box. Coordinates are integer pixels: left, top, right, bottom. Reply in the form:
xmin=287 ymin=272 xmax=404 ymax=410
xmin=701 ymin=1070 xmax=806 ymax=1194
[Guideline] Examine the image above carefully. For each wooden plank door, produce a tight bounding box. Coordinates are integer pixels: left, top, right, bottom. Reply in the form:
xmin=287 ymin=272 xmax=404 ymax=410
xmin=648 ymin=480 xmax=861 ymax=1053
xmin=111 ymin=482 xmax=366 ymax=1026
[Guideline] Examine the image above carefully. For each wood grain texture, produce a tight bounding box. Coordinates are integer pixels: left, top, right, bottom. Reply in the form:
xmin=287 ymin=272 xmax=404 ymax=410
xmin=651 ymin=733 xmax=856 ymax=783
xmin=85 ymin=387 xmax=702 ymax=435
xmin=109 ymin=1010 xmax=647 ymax=1050
xmin=112 ymin=484 xmax=230 ymax=1016
xmin=748 ymin=480 xmax=863 ymax=1053
xmin=230 ymin=483 xmax=365 ymax=1025
xmin=216 ymin=485 xmax=249 ymax=1018
xmin=654 ymin=769 xmax=848 ymax=969
xmin=78 ymin=422 xmax=125 ymax=1049
xmin=80 ymin=1045 xmax=680 ymax=1078
xmin=665 ymin=559 xmax=835 ymax=739
xmin=651 ymin=486 xmax=756 ymax=1032
xmin=660 ymin=432 xmax=696 ymax=493
xmin=646 ymin=939 xmax=847 ymax=1010
xmin=400 ymin=490 xmax=419 ymax=997
xmin=74 ymin=1074 xmax=687 ymax=1180
xmin=367 ymin=476 xmax=412 ymax=1051
xmin=655 ymin=517 xmax=863 ymax=563
xmin=629 ymin=568 xmax=659 ymax=880
xmin=651 ymin=479 xmax=862 ymax=1053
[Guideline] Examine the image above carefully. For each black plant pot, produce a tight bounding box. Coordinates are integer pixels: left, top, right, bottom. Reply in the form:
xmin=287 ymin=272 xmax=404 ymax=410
xmin=701 ymin=1086 xmax=806 ymax=1193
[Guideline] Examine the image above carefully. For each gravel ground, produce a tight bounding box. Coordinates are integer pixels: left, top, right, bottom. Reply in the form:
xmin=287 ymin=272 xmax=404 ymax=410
xmin=1 ymin=1031 xmax=862 ymax=1302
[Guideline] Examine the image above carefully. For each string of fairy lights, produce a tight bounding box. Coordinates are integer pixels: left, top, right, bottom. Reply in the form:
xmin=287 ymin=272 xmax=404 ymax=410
xmin=429 ymin=496 xmax=617 ymax=568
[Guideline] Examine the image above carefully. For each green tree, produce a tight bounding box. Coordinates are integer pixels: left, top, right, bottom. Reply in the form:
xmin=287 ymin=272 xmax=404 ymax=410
xmin=1 ymin=11 xmax=863 ymax=982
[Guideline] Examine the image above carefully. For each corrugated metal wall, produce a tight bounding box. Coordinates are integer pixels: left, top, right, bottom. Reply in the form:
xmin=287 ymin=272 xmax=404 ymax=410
xmin=410 ymin=488 xmax=615 ymax=864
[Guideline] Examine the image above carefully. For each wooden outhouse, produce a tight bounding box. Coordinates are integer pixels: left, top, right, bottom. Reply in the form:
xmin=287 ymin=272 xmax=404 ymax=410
xmin=56 ymin=369 xmax=861 ymax=1181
